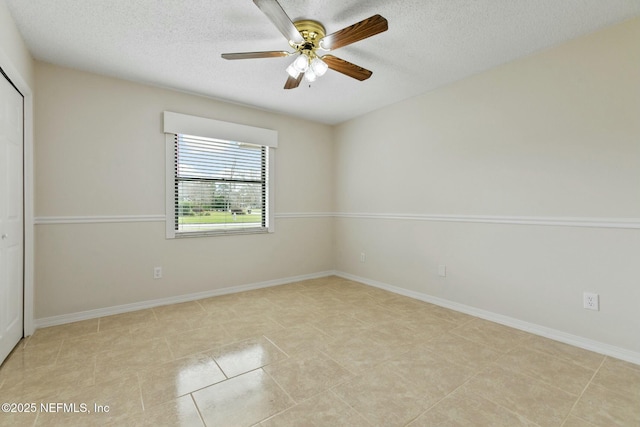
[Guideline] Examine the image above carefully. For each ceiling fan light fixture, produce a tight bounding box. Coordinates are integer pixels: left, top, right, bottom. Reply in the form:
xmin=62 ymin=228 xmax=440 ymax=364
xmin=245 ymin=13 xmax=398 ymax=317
xmin=221 ymin=1 xmax=387 ymax=90
xmin=291 ymin=54 xmax=309 ymax=73
xmin=304 ymin=68 xmax=317 ymax=82
xmin=286 ymin=63 xmax=299 ymax=78
xmin=310 ymin=57 xmax=328 ymax=77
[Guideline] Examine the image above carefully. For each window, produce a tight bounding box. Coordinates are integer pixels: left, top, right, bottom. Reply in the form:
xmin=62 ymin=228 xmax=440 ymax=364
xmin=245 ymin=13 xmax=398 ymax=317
xmin=164 ymin=112 xmax=276 ymax=238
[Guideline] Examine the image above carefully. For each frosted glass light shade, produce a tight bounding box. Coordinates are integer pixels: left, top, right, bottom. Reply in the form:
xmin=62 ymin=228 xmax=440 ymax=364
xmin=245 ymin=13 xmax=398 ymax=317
xmin=304 ymin=68 xmax=317 ymax=82
xmin=286 ymin=64 xmax=298 ymax=78
xmin=292 ymin=54 xmax=309 ymax=73
xmin=310 ymin=57 xmax=328 ymax=76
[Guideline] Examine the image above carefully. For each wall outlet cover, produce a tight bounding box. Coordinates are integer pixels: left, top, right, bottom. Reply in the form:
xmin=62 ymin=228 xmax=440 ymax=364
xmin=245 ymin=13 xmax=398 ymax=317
xmin=583 ymin=292 xmax=599 ymax=311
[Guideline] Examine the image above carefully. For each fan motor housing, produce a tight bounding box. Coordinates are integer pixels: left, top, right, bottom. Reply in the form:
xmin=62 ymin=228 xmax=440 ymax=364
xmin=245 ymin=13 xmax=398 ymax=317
xmin=291 ymin=20 xmax=326 ymax=50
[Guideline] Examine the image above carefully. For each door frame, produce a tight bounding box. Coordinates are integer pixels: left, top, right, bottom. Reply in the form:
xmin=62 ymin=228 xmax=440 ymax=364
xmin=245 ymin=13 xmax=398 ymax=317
xmin=0 ymin=52 xmax=34 ymax=336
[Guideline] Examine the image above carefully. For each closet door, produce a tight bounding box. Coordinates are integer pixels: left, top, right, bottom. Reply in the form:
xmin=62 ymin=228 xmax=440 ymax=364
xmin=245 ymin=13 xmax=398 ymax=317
xmin=0 ymin=70 xmax=24 ymax=365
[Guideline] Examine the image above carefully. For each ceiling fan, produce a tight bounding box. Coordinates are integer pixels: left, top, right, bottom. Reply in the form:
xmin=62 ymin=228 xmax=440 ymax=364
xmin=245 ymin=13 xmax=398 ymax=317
xmin=221 ymin=0 xmax=388 ymax=89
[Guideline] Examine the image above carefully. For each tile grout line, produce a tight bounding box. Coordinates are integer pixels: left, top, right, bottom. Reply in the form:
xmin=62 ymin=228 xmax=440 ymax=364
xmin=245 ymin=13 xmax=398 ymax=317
xmin=135 ymin=372 xmax=146 ymax=413
xmin=255 ymin=388 xmax=331 ymax=426
xmin=51 ymin=340 xmax=63 ymax=366
xmin=189 ymin=393 xmax=208 ymax=427
xmin=437 ymin=366 xmax=543 ymax=427
xmin=261 ymin=367 xmax=295 ymax=404
xmin=209 ymin=352 xmax=230 ymax=380
xmin=260 ymin=367 xmax=299 ymax=422
xmin=478 ymin=349 xmax=587 ymax=424
xmin=488 ymin=353 xmax=589 ymax=399
xmin=584 ymin=357 xmax=640 ymax=397
xmin=31 ymin=409 xmax=40 ymax=427
xmin=317 ymin=349 xmax=359 ymax=378
xmin=327 ymin=388 xmax=375 ymax=426
xmin=399 ymin=363 xmax=484 ymax=427
xmin=266 ymin=313 xmax=290 ymax=330
xmin=560 ymin=356 xmax=606 ymax=425
xmin=497 ymin=343 xmax=603 ymax=395
xmin=491 ymin=345 xmax=597 ymax=403
xmin=163 ymin=336 xmax=177 ymax=361
xmin=515 ymin=339 xmax=598 ymax=369
xmin=261 ymin=334 xmax=291 ymax=359
xmin=424 ymin=337 xmax=555 ymax=426
xmin=563 ymin=356 xmax=640 ymax=423
xmin=175 ymin=366 xmax=237 ymax=398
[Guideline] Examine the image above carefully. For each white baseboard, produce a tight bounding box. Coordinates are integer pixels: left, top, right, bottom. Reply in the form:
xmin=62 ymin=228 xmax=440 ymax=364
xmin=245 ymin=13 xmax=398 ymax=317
xmin=335 ymin=271 xmax=640 ymax=366
xmin=34 ymin=268 xmax=640 ymax=366
xmin=34 ymin=270 xmax=336 ymax=329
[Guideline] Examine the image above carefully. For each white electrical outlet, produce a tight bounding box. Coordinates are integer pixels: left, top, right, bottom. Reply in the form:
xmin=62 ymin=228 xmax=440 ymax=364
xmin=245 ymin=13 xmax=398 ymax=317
xmin=360 ymin=252 xmax=366 ymax=263
xmin=583 ymin=292 xmax=599 ymax=311
xmin=438 ymin=264 xmax=447 ymax=277
xmin=153 ymin=266 xmax=162 ymax=279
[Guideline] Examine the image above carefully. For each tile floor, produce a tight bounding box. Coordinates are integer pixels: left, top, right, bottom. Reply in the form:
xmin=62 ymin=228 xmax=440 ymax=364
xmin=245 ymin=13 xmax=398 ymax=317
xmin=0 ymin=276 xmax=638 ymax=426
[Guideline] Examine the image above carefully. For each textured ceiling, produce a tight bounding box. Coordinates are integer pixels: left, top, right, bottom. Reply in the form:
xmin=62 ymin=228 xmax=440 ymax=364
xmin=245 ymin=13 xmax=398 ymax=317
xmin=6 ymin=0 xmax=640 ymax=124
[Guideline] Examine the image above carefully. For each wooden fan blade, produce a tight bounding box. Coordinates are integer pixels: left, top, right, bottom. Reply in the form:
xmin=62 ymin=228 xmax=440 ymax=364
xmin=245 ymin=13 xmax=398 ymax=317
xmin=222 ymin=51 xmax=290 ymax=60
xmin=322 ymin=55 xmax=372 ymax=81
xmin=253 ymin=0 xmax=304 ymax=43
xmin=284 ymin=73 xmax=303 ymax=89
xmin=320 ymin=14 xmax=388 ymax=51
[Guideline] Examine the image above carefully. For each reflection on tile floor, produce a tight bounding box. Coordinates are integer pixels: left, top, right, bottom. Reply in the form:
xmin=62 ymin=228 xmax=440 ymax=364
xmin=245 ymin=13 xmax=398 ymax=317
xmin=0 ymin=276 xmax=638 ymax=426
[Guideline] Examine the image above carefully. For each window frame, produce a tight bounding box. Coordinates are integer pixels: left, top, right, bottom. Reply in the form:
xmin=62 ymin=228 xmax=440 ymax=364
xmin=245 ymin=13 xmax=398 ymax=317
xmin=164 ymin=112 xmax=276 ymax=239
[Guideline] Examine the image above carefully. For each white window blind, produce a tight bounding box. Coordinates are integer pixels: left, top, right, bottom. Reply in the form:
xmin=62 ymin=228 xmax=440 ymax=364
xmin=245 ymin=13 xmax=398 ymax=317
xmin=164 ymin=112 xmax=276 ymax=238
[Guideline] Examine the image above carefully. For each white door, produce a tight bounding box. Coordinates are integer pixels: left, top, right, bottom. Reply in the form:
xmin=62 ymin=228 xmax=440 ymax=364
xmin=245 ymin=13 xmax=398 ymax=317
xmin=0 ymin=70 xmax=24 ymax=365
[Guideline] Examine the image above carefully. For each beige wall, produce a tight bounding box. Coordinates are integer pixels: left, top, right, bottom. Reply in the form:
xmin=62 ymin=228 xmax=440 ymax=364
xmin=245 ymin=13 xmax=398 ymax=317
xmin=334 ymin=18 xmax=640 ymax=353
xmin=34 ymin=63 xmax=335 ymax=318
